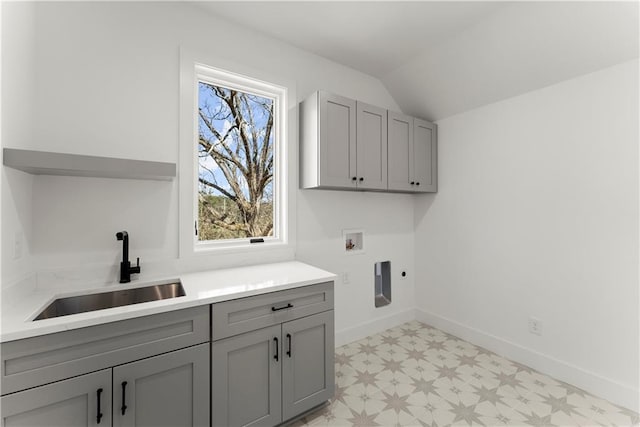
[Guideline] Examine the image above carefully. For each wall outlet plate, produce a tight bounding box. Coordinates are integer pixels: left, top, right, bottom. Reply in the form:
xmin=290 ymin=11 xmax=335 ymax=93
xmin=342 ymin=272 xmax=350 ymax=284
xmin=528 ymin=317 xmax=542 ymax=335
xmin=13 ymin=231 xmax=23 ymax=260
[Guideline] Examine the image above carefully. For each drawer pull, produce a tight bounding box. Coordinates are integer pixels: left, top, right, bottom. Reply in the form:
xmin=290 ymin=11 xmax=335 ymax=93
xmin=96 ymin=388 xmax=103 ymax=424
xmin=121 ymin=381 xmax=128 ymax=415
xmin=271 ymin=303 xmax=293 ymax=312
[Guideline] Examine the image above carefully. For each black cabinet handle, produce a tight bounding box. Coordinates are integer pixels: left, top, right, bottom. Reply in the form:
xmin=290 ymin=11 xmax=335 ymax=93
xmin=359 ymin=177 xmax=364 ymax=182
xmin=274 ymin=337 xmax=279 ymax=361
xmin=352 ymin=176 xmax=357 ymax=181
xmin=271 ymin=303 xmax=293 ymax=312
xmin=121 ymin=381 xmax=128 ymax=415
xmin=96 ymin=388 xmax=103 ymax=424
xmin=410 ymin=181 xmax=415 ymax=185
xmin=416 ymin=182 xmax=420 ymax=186
xmin=286 ymin=333 xmax=292 ymax=357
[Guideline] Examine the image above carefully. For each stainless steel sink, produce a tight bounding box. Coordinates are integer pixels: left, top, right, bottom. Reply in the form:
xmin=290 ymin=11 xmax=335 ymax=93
xmin=33 ymin=281 xmax=185 ymax=321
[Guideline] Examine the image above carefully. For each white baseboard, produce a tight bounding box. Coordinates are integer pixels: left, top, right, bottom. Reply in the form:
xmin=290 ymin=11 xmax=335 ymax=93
xmin=415 ymin=309 xmax=639 ymax=413
xmin=335 ymin=309 xmax=415 ymax=347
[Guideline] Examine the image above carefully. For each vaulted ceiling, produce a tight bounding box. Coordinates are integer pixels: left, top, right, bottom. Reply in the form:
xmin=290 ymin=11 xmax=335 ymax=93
xmin=198 ymin=1 xmax=639 ymax=121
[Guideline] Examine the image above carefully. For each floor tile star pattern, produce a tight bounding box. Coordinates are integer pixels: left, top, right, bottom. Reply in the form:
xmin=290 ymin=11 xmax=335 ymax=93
xmin=291 ymin=321 xmax=639 ymax=426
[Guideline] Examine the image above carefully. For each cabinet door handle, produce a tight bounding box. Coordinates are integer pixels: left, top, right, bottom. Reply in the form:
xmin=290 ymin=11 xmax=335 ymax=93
xmin=286 ymin=333 xmax=292 ymax=357
xmin=121 ymin=381 xmax=128 ymax=415
xmin=352 ymin=176 xmax=357 ymax=181
xmin=359 ymin=177 xmax=364 ymax=182
xmin=273 ymin=337 xmax=279 ymax=361
xmin=271 ymin=303 xmax=293 ymax=311
xmin=96 ymin=388 xmax=103 ymax=424
xmin=410 ymin=181 xmax=415 ymax=185
xmin=416 ymin=182 xmax=420 ymax=186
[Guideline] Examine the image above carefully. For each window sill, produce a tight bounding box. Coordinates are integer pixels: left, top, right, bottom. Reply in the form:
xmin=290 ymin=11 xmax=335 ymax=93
xmin=192 ymin=239 xmax=290 ymax=256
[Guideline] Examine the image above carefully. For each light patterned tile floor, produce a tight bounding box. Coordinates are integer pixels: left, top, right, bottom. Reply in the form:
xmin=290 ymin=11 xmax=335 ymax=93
xmin=292 ymin=321 xmax=639 ymax=427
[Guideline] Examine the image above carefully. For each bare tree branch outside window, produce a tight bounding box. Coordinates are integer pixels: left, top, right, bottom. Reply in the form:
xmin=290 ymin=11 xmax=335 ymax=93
xmin=197 ymin=82 xmax=275 ymax=240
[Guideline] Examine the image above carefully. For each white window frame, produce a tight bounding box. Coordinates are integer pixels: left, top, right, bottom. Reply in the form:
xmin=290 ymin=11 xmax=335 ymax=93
xmin=179 ymin=51 xmax=294 ymax=259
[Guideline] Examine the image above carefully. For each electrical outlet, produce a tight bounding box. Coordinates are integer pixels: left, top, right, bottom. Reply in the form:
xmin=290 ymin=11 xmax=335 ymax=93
xmin=342 ymin=272 xmax=350 ymax=284
xmin=528 ymin=317 xmax=542 ymax=335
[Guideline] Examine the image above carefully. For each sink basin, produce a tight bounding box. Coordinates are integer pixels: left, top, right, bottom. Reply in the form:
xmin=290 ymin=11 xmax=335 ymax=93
xmin=33 ymin=281 xmax=186 ymax=321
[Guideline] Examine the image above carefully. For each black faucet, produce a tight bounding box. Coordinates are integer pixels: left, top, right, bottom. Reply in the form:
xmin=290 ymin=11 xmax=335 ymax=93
xmin=116 ymin=231 xmax=140 ymax=283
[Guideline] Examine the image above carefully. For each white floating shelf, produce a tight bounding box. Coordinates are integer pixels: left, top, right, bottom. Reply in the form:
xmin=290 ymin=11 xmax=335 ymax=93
xmin=3 ymin=148 xmax=176 ymax=181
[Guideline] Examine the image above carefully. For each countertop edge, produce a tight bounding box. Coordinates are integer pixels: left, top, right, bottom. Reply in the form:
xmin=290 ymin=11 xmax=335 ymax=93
xmin=1 ymin=261 xmax=337 ymax=343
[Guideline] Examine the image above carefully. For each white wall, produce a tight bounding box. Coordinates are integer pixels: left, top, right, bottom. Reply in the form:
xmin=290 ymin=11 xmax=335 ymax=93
xmin=1 ymin=2 xmax=415 ymax=338
xmin=415 ymin=60 xmax=639 ymax=411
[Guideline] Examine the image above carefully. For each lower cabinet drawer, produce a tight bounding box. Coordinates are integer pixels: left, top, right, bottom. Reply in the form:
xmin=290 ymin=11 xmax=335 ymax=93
xmin=1 ymin=306 xmax=209 ymax=396
xmin=211 ymin=282 xmax=334 ymax=341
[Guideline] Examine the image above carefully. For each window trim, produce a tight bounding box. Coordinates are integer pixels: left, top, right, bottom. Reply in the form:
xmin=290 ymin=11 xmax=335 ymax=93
xmin=179 ymin=51 xmax=294 ymax=260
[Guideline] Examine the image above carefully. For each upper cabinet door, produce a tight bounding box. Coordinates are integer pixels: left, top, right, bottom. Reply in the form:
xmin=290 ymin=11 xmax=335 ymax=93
xmin=413 ymin=119 xmax=437 ymax=193
xmin=319 ymin=92 xmax=357 ymax=188
xmin=356 ymin=102 xmax=388 ymax=190
xmin=387 ymin=111 xmax=414 ymax=192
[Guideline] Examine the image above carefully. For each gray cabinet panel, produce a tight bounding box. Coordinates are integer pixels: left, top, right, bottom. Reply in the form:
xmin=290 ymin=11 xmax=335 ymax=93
xmin=1 ymin=369 xmax=112 ymax=427
xmin=301 ymin=90 xmax=437 ymax=193
xmin=320 ymin=92 xmax=357 ymax=188
xmin=387 ymin=111 xmax=414 ymax=192
xmin=1 ymin=306 xmax=209 ymax=395
xmin=113 ymin=344 xmax=209 ymax=427
xmin=282 ymin=311 xmax=335 ymax=422
xmin=212 ymin=282 xmax=333 ymax=341
xmin=413 ymin=118 xmax=437 ymax=192
xmin=300 ymin=91 xmax=357 ymax=190
xmin=212 ymin=325 xmax=282 ymax=427
xmin=356 ymin=102 xmax=387 ymax=190
xmin=388 ymin=113 xmax=438 ymax=193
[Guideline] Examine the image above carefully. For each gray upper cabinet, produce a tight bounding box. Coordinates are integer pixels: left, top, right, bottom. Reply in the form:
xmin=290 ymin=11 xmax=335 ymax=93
xmin=211 ymin=325 xmax=282 ymax=427
xmin=300 ymin=91 xmax=357 ymax=189
xmin=356 ymin=101 xmax=388 ymax=190
xmin=413 ymin=118 xmax=437 ymax=192
xmin=282 ymin=311 xmax=335 ymax=421
xmin=387 ymin=111 xmax=414 ymax=192
xmin=1 ymin=369 xmax=112 ymax=427
xmin=300 ymin=91 xmax=436 ymax=193
xmin=388 ymin=112 xmax=438 ymax=193
xmin=113 ymin=344 xmax=209 ymax=427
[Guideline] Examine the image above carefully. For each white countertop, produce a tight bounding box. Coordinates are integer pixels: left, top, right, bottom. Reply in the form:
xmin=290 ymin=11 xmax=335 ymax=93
xmin=0 ymin=261 xmax=336 ymax=343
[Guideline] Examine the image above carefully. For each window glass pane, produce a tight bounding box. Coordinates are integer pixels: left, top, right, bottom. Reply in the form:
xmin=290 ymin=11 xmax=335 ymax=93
xmin=197 ymin=82 xmax=275 ymax=241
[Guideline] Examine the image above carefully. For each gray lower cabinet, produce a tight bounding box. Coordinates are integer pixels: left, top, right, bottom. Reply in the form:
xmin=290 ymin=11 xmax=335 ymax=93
xmin=212 ymin=313 xmax=334 ymax=427
xmin=113 ymin=344 xmax=209 ymax=427
xmin=211 ymin=283 xmax=335 ymax=427
xmin=1 ymin=307 xmax=210 ymax=427
xmin=282 ymin=311 xmax=335 ymax=421
xmin=212 ymin=325 xmax=282 ymax=427
xmin=1 ymin=369 xmax=112 ymax=427
xmin=1 ymin=344 xmax=208 ymax=427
